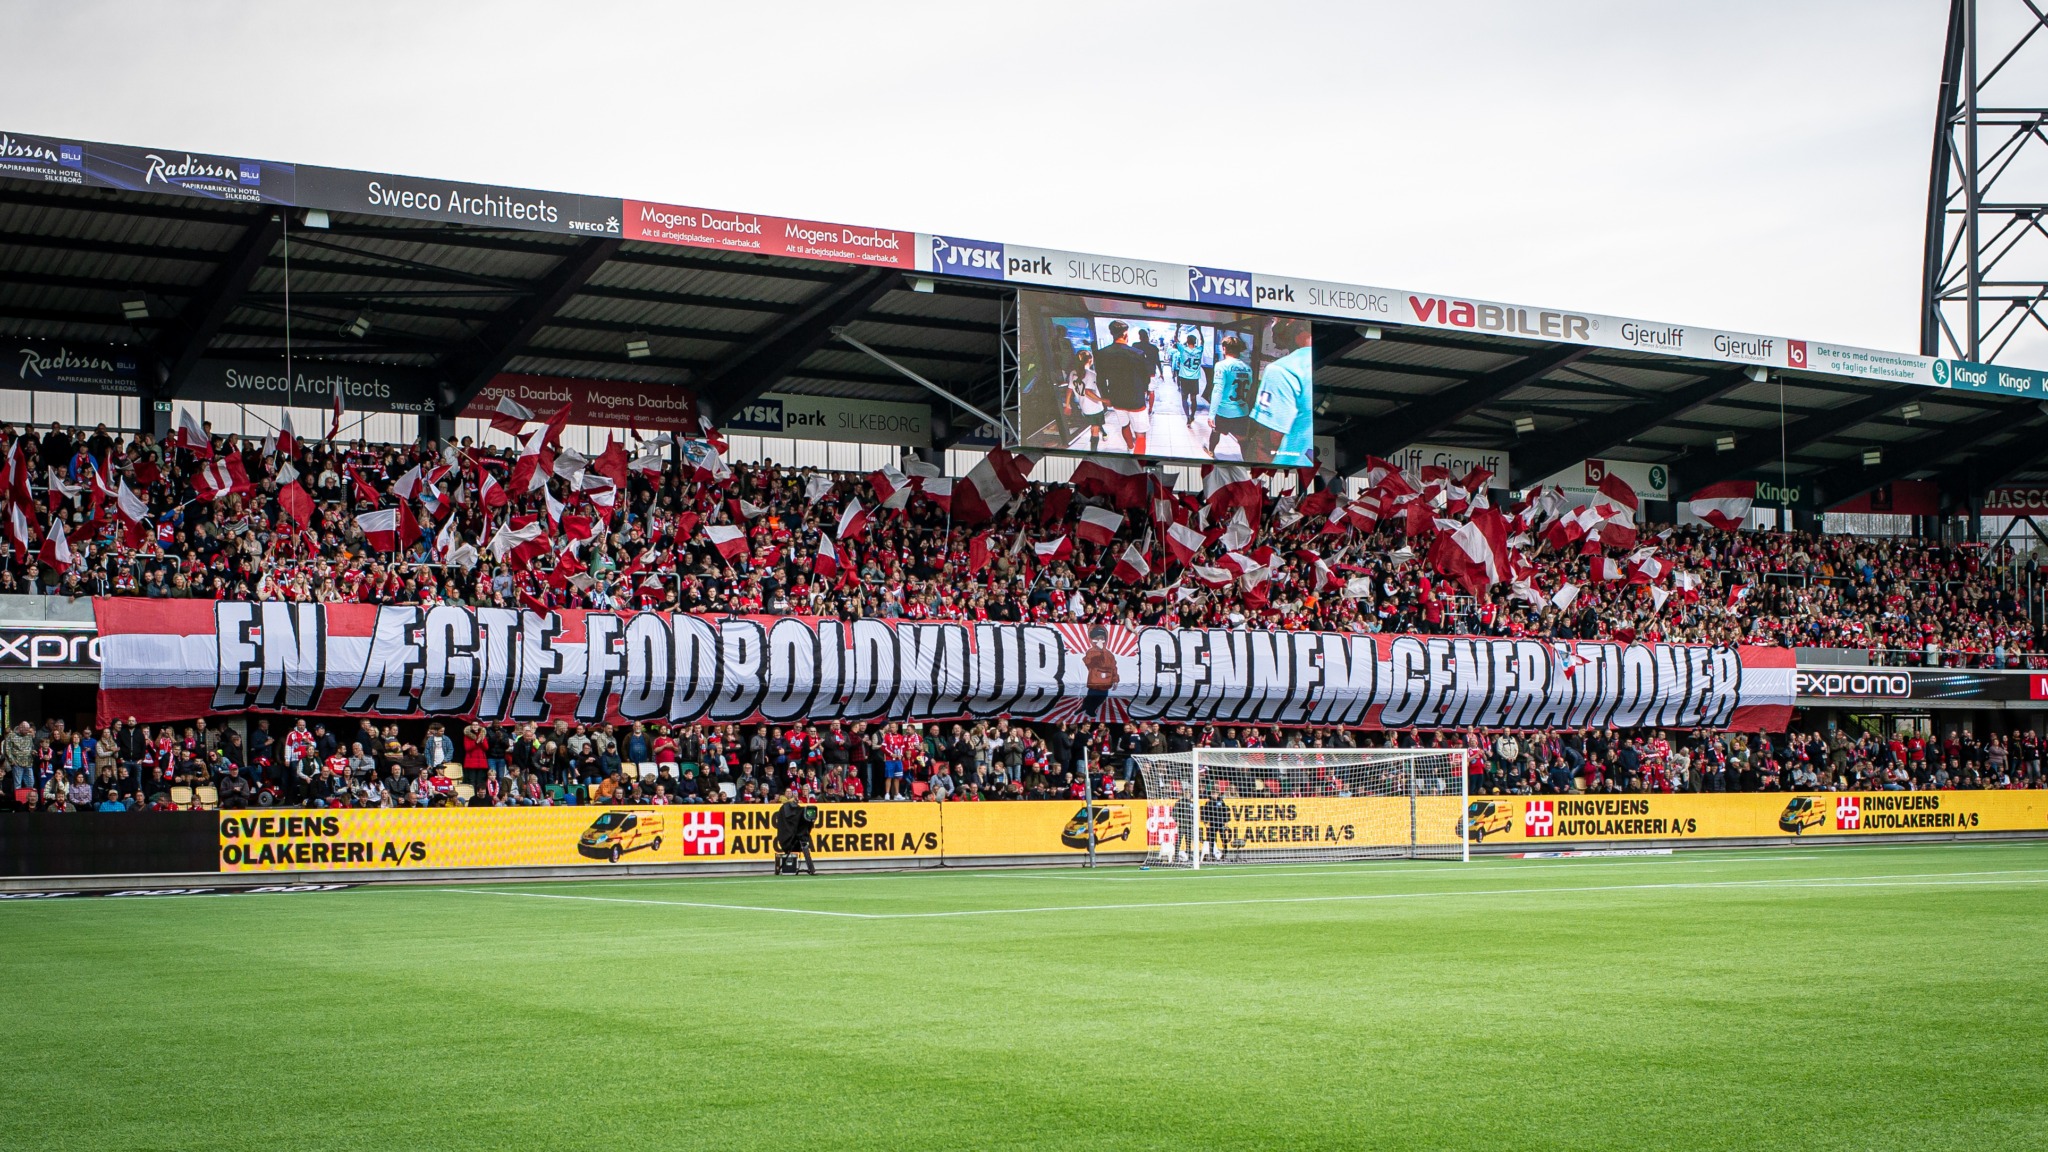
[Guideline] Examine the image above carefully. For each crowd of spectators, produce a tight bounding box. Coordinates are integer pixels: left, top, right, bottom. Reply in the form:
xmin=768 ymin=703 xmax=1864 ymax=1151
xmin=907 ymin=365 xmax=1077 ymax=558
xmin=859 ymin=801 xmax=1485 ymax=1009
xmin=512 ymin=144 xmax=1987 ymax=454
xmin=5 ymin=417 xmax=2042 ymax=669
xmin=6 ymin=711 xmax=2042 ymax=814
xmin=3 ymin=416 xmax=2046 ymax=816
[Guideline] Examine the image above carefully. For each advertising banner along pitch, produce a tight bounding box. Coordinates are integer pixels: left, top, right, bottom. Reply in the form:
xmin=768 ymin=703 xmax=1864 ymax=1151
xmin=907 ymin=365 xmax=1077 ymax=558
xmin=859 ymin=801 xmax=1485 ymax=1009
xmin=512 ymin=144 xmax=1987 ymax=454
xmin=94 ymin=601 xmax=1794 ymax=731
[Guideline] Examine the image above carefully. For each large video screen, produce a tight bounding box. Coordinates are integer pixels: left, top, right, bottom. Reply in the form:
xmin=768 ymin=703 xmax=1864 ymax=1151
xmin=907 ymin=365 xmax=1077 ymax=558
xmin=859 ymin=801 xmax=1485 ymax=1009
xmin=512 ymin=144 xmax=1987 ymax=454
xmin=1012 ymin=290 xmax=1315 ymax=467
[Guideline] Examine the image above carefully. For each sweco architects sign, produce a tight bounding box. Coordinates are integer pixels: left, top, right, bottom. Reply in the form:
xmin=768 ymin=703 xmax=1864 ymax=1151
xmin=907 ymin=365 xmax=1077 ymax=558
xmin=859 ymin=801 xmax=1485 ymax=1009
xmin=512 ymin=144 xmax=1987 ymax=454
xmin=178 ymin=360 xmax=435 ymax=414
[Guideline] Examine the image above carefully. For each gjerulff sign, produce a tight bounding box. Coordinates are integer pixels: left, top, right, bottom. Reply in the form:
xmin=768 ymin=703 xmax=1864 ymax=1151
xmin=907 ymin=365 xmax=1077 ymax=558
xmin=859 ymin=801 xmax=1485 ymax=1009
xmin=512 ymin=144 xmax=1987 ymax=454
xmin=94 ymin=601 xmax=1794 ymax=731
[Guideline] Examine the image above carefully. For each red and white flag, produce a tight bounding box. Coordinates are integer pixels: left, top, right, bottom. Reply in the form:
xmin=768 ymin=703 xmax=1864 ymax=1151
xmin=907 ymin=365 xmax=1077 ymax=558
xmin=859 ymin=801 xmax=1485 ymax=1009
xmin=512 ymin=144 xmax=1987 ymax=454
xmin=836 ymin=499 xmax=870 ymax=542
xmin=7 ymin=501 xmax=35 ymax=562
xmin=704 ymin=522 xmax=748 ymax=563
xmin=1596 ymin=473 xmax=1640 ymax=549
xmin=813 ymin=534 xmax=840 ymax=579
xmin=477 ymin=469 xmax=509 ymax=510
xmin=1427 ymin=519 xmax=1501 ymax=595
xmin=355 ymin=505 xmax=420 ymax=553
xmin=1164 ymin=520 xmax=1206 ymax=566
xmin=1592 ymin=556 xmax=1627 ymax=582
xmin=1073 ymin=456 xmax=1147 ymax=506
xmin=1727 ymin=583 xmax=1751 ymax=611
xmin=276 ymin=481 xmax=315 ymax=529
xmin=1551 ymin=582 xmax=1580 ymax=611
xmin=867 ymin=465 xmax=912 ymax=510
xmin=192 ymin=455 xmax=253 ymax=502
xmin=1688 ymin=480 xmax=1755 ymax=531
xmin=1203 ymin=464 xmax=1262 ymax=518
xmin=952 ymin=448 xmax=1034 ymax=524
xmin=685 ymin=441 xmax=731 ymax=487
xmin=488 ymin=515 xmax=550 ymax=568
xmin=116 ymin=478 xmax=150 ymax=525
xmin=38 ymin=517 xmax=71 ymax=568
xmin=1112 ymin=543 xmax=1150 ymax=584
xmin=509 ymin=424 xmax=555 ymax=495
xmin=1627 ymin=549 xmax=1667 ymax=585
xmin=1031 ymin=535 xmax=1072 ymax=565
xmin=489 ymin=394 xmax=537 ymax=436
xmin=1075 ymin=505 xmax=1124 ymax=546
xmin=269 ymin=411 xmax=297 ymax=461
xmin=174 ymin=409 xmax=213 ymax=459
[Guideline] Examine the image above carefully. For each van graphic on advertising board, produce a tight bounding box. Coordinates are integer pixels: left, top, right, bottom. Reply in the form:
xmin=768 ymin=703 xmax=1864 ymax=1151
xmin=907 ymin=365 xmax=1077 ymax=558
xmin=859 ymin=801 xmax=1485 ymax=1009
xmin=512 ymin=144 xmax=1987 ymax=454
xmin=577 ymin=811 xmax=665 ymax=862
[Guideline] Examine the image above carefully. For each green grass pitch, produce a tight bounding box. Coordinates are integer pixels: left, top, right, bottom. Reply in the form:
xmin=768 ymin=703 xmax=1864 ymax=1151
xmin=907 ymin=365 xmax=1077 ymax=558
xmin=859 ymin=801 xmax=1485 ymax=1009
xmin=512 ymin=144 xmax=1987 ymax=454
xmin=3 ymin=842 xmax=2045 ymax=1150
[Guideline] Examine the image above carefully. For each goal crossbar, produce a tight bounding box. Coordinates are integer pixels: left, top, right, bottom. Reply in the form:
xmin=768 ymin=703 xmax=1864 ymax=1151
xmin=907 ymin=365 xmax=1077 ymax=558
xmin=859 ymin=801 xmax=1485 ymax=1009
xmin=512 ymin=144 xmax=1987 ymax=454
xmin=1134 ymin=748 xmax=1470 ymax=867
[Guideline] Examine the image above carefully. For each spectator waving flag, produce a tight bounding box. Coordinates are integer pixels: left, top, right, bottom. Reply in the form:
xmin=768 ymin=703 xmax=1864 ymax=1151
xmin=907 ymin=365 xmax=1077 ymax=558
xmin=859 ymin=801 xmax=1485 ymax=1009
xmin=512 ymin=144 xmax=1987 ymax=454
xmin=1075 ymin=505 xmax=1124 ymax=546
xmin=836 ymin=499 xmax=870 ymax=542
xmin=1031 ymin=535 xmax=1072 ymax=565
xmin=191 ymin=455 xmax=253 ymax=502
xmin=355 ymin=504 xmax=420 ymax=554
xmin=7 ymin=500 xmax=37 ymax=562
xmin=1112 ymin=543 xmax=1151 ymax=584
xmin=1688 ymin=480 xmax=1756 ymax=531
xmin=1073 ymin=455 xmax=1146 ymax=506
xmin=867 ymin=464 xmax=912 ymax=510
xmin=951 ymin=448 xmax=1033 ymax=524
xmin=276 ymin=481 xmax=316 ymax=529
xmin=488 ymin=515 xmax=549 ymax=569
xmin=704 ymin=522 xmax=748 ymax=563
xmin=1164 ymin=520 xmax=1206 ymax=565
xmin=38 ymin=517 xmax=72 ymax=569
xmin=270 ymin=411 xmax=297 ymax=461
xmin=174 ymin=409 xmax=213 ymax=460
xmin=489 ymin=394 xmax=537 ymax=436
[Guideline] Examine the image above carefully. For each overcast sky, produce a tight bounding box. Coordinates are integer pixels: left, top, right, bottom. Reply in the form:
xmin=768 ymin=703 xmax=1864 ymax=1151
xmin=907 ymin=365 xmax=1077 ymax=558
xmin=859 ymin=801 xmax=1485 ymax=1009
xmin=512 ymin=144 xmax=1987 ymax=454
xmin=0 ymin=0 xmax=1961 ymax=354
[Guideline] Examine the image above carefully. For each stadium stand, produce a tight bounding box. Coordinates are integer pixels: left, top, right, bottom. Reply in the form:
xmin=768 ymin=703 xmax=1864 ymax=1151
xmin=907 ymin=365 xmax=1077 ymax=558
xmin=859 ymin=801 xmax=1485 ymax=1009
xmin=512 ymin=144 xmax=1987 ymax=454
xmin=3 ymin=415 xmax=2044 ymax=814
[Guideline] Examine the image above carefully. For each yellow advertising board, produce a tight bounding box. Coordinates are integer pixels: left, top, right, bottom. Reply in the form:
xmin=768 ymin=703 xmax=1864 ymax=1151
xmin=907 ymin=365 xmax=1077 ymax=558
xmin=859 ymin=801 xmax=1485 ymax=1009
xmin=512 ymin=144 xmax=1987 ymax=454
xmin=215 ymin=791 xmax=2048 ymax=874
xmin=216 ymin=801 xmax=1150 ymax=873
xmin=1455 ymin=790 xmax=2048 ymax=846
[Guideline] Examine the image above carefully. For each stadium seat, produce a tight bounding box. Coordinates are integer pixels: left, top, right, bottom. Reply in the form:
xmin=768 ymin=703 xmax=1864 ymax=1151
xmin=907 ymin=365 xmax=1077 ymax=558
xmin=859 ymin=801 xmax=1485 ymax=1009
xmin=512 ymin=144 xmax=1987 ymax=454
xmin=193 ymin=786 xmax=219 ymax=810
xmin=169 ymin=786 xmax=194 ymax=809
xmin=454 ymin=784 xmax=474 ymax=802
xmin=442 ymin=765 xmax=463 ymax=782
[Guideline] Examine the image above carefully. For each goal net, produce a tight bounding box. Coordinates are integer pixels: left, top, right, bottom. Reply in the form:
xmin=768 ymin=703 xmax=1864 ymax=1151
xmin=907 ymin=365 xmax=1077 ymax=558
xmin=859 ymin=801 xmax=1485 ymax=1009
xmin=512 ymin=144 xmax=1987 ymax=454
xmin=1134 ymin=748 xmax=1470 ymax=866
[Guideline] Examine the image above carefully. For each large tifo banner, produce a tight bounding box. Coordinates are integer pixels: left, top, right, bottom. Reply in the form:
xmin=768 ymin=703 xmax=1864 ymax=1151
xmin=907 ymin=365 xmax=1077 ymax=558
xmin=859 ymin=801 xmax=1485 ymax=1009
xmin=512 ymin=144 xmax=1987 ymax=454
xmin=94 ymin=601 xmax=1794 ymax=731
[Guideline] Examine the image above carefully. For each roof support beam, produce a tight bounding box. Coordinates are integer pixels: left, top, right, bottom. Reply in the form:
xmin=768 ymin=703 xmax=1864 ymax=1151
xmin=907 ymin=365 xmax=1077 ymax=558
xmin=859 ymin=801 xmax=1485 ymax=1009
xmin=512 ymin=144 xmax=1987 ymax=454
xmin=155 ymin=214 xmax=283 ymax=396
xmin=1336 ymin=344 xmax=1588 ymax=468
xmin=1508 ymin=366 xmax=1751 ymax=487
xmin=1679 ymin=387 xmax=1929 ymax=494
xmin=694 ymin=269 xmax=902 ymax=421
xmin=1801 ymin=403 xmax=2044 ymax=507
xmin=434 ymin=237 xmax=620 ymax=416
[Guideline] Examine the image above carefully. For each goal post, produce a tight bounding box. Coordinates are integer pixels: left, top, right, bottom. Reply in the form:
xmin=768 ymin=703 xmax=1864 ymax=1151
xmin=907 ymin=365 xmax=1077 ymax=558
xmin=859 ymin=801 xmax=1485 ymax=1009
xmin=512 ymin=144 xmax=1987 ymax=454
xmin=1135 ymin=747 xmax=1471 ymax=866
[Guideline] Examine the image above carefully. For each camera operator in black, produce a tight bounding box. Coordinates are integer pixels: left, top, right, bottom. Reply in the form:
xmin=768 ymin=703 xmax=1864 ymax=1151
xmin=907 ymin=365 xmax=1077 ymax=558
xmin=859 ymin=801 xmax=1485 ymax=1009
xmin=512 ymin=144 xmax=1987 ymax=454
xmin=772 ymin=790 xmax=818 ymax=875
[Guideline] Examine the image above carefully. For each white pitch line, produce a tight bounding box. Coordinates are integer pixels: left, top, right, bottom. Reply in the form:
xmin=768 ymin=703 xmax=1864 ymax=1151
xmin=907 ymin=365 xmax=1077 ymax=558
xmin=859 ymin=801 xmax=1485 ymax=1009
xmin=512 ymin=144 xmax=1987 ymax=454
xmin=432 ymin=887 xmax=880 ymax=918
xmin=427 ymin=868 xmax=2048 ymax=922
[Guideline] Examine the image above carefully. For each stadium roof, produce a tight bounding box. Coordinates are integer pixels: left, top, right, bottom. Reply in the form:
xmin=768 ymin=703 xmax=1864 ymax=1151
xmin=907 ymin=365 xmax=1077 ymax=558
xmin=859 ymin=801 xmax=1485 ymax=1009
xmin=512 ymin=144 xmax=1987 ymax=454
xmin=1 ymin=127 xmax=2045 ymax=509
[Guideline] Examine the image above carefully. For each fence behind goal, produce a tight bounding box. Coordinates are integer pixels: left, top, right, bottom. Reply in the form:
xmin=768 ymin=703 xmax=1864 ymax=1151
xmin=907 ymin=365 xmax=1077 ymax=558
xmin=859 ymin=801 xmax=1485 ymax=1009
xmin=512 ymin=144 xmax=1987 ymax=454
xmin=1134 ymin=749 xmax=1470 ymax=866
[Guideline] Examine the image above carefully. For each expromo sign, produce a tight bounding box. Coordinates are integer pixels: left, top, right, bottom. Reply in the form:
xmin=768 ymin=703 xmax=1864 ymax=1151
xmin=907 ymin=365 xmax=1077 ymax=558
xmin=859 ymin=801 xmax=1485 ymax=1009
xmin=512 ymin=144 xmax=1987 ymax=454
xmin=725 ymin=393 xmax=930 ymax=447
xmin=1794 ymin=670 xmax=1911 ymax=699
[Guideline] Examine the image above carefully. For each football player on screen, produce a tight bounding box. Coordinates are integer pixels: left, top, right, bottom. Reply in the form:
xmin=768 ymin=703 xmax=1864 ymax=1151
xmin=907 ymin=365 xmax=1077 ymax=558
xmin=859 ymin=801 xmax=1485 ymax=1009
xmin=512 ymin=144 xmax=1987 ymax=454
xmin=1245 ymin=318 xmax=1315 ymax=467
xmin=1205 ymin=334 xmax=1254 ymax=458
